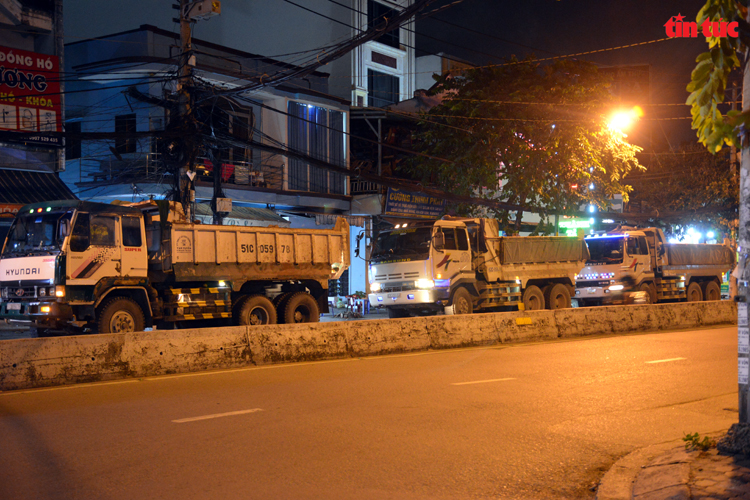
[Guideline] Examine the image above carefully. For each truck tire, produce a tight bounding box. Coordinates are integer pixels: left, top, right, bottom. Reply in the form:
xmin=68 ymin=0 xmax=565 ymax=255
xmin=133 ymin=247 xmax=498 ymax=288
xmin=272 ymin=292 xmax=295 ymax=324
xmin=639 ymin=282 xmax=657 ymax=304
xmin=451 ymin=287 xmax=473 ymax=315
xmin=522 ymin=286 xmax=545 ymax=311
xmin=702 ymin=281 xmax=721 ymax=301
xmin=686 ymin=282 xmax=703 ymax=302
xmin=282 ymin=292 xmax=320 ymax=324
xmin=97 ymin=297 xmax=145 ymax=334
xmin=238 ymin=295 xmax=277 ymax=326
xmin=544 ymin=283 xmax=570 ymax=309
xmin=387 ymin=307 xmax=409 ymax=318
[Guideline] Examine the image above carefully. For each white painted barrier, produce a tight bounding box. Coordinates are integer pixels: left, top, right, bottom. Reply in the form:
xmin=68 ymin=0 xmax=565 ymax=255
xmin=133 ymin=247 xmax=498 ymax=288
xmin=0 ymin=301 xmax=737 ymax=391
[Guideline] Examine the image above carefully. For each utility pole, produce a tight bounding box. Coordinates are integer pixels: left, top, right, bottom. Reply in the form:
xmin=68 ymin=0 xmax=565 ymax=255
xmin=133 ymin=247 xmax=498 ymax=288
xmin=732 ymin=82 xmax=739 ymax=178
xmin=176 ymin=0 xmax=194 ymax=218
xmin=738 ymin=2 xmax=750 ymax=425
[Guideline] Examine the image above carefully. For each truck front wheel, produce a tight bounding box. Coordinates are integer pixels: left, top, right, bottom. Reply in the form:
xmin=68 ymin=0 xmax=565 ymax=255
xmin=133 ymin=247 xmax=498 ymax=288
xmin=282 ymin=292 xmax=320 ymax=324
xmin=387 ymin=307 xmax=409 ymax=318
xmin=451 ymin=287 xmax=473 ymax=314
xmin=238 ymin=295 xmax=277 ymax=326
xmin=522 ymin=286 xmax=545 ymax=311
xmin=639 ymin=283 xmax=657 ymax=304
xmin=97 ymin=297 xmax=145 ymax=334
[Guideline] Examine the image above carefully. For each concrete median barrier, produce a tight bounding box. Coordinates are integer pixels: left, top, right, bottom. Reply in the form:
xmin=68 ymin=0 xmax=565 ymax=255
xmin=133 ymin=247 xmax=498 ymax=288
xmin=0 ymin=300 xmax=737 ymax=391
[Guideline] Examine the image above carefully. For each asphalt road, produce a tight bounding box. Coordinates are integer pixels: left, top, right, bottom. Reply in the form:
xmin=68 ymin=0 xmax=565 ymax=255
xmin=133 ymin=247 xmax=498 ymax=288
xmin=0 ymin=326 xmax=738 ymax=500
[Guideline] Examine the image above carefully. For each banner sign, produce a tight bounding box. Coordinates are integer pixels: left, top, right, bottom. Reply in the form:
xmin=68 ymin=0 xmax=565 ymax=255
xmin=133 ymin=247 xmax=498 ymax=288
xmin=384 ymin=188 xmax=445 ymax=219
xmin=0 ymin=203 xmax=23 ymax=218
xmin=0 ymin=46 xmax=62 ymax=146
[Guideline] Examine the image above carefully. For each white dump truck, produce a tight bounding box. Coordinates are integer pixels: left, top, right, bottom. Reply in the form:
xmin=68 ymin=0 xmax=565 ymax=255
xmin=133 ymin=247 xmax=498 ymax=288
xmin=367 ymin=217 xmax=589 ymax=317
xmin=575 ymin=227 xmax=734 ymax=305
xmin=0 ymin=200 xmax=349 ymax=333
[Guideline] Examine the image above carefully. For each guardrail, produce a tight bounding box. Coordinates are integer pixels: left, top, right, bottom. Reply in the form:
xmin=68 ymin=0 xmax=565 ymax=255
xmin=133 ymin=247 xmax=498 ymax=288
xmin=0 ymin=301 xmax=737 ymax=391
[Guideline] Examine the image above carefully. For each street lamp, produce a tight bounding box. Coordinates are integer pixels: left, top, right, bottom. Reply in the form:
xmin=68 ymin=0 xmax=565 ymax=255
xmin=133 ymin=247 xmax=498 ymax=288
xmin=607 ymin=106 xmax=643 ymax=135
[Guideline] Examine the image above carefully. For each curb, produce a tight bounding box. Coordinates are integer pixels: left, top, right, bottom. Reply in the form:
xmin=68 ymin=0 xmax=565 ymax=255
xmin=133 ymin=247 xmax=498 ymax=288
xmin=596 ymin=440 xmax=684 ymax=500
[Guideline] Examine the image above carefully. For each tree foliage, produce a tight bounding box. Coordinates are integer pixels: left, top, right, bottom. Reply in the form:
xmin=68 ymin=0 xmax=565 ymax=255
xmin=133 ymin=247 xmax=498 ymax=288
xmin=627 ymin=144 xmax=738 ymax=234
xmin=407 ymin=58 xmax=643 ymax=233
xmin=687 ymin=0 xmax=743 ymax=152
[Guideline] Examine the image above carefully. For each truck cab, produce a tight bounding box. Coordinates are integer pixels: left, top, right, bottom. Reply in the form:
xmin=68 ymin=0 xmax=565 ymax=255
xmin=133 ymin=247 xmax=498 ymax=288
xmin=0 ymin=201 xmax=149 ymax=332
xmin=575 ymin=231 xmax=654 ymax=306
xmin=367 ymin=219 xmax=474 ymax=318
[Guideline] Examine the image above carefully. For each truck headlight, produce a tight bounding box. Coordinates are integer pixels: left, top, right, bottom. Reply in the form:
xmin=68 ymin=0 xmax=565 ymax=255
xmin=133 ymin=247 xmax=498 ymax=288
xmin=1 ymin=288 xmax=7 ymax=299
xmin=54 ymin=286 xmax=65 ymax=298
xmin=415 ymin=279 xmax=434 ymax=289
xmin=371 ymin=282 xmax=382 ymax=293
xmin=609 ymin=285 xmax=624 ymax=291
xmin=39 ymin=288 xmax=46 ymax=297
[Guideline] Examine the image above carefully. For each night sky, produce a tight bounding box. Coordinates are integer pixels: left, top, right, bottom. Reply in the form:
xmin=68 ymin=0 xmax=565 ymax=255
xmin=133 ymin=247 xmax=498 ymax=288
xmin=415 ymin=0 xmax=712 ymax=148
xmin=64 ymin=0 xmax=715 ymax=149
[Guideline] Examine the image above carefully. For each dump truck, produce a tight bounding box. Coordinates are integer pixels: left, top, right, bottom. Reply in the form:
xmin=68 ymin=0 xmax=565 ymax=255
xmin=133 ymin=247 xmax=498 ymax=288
xmin=574 ymin=227 xmax=734 ymax=306
xmin=367 ymin=217 xmax=589 ymax=317
xmin=0 ymin=200 xmax=349 ymax=333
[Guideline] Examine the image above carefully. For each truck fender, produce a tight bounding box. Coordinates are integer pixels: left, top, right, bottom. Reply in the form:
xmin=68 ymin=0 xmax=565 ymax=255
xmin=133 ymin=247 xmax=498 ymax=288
xmin=94 ymin=287 xmax=153 ymax=320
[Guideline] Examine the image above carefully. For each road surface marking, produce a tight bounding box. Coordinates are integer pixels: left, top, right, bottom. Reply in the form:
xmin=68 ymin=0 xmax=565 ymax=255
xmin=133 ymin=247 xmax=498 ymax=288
xmin=646 ymin=357 xmax=686 ymax=364
xmin=172 ymin=408 xmax=264 ymax=423
xmin=451 ymin=378 xmax=516 ymax=386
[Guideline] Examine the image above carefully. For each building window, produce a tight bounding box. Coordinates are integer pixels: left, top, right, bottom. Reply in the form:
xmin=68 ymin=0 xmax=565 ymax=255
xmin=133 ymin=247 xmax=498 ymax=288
xmin=114 ymin=114 xmax=136 ymax=154
xmin=65 ymin=121 xmax=81 ymax=160
xmin=368 ymin=0 xmax=400 ymax=49
xmin=368 ymin=69 xmax=400 ymax=107
xmin=288 ymin=102 xmax=346 ymax=194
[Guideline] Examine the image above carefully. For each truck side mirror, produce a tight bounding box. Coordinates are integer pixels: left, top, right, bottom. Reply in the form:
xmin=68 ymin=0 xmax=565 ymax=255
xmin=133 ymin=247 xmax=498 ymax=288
xmin=434 ymin=230 xmax=445 ymax=250
xmin=58 ymin=219 xmax=70 ymax=239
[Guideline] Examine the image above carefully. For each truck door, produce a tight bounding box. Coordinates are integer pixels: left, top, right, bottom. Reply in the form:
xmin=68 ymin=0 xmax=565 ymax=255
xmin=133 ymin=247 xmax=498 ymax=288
xmin=625 ymin=236 xmax=650 ymax=278
xmin=120 ymin=215 xmax=148 ymax=278
xmin=66 ymin=212 xmax=122 ymax=285
xmin=432 ymin=226 xmax=472 ymax=279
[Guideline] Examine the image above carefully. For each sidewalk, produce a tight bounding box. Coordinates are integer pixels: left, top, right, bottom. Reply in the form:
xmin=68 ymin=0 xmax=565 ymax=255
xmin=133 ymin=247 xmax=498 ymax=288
xmin=597 ymin=426 xmax=750 ymax=500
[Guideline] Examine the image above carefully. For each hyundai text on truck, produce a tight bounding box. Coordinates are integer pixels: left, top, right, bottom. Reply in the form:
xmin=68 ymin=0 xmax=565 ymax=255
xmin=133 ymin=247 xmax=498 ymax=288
xmin=367 ymin=217 xmax=589 ymax=317
xmin=575 ymin=227 xmax=734 ymax=306
xmin=0 ymin=200 xmax=349 ymax=333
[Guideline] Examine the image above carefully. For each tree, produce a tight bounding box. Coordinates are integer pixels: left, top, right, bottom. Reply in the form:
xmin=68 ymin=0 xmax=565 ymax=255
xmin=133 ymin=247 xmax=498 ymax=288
xmin=687 ymin=0 xmax=748 ymax=427
xmin=406 ymin=58 xmax=643 ymax=233
xmin=626 ymin=144 xmax=738 ymax=234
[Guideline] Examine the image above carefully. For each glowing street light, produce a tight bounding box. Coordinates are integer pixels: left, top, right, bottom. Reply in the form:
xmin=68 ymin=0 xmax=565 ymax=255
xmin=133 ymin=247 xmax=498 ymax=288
xmin=607 ymin=106 xmax=643 ymax=135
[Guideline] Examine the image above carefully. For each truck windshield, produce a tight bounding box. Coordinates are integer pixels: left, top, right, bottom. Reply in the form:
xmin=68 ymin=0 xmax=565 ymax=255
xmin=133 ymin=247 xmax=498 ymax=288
xmin=371 ymin=227 xmax=432 ymax=262
xmin=2 ymin=212 xmax=73 ymax=256
xmin=585 ymin=236 xmax=625 ymax=264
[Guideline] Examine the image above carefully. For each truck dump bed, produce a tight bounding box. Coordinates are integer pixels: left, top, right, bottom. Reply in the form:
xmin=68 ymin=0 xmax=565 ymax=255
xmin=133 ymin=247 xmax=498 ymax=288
xmin=154 ymin=218 xmax=349 ymax=284
xmin=499 ymin=237 xmax=590 ymax=264
xmin=481 ymin=236 xmax=589 ymax=284
xmin=662 ymin=243 xmax=734 ymax=275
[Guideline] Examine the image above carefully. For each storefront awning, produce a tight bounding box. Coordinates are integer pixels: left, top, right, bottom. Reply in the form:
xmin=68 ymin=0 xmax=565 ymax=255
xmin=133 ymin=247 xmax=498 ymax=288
xmin=0 ymin=169 xmax=77 ymax=205
xmin=0 ymin=169 xmax=77 ymax=218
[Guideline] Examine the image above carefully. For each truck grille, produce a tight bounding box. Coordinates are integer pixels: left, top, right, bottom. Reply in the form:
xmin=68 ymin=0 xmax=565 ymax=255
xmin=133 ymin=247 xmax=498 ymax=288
xmin=374 ymin=271 xmax=419 ymax=282
xmin=575 ymin=280 xmax=611 ymax=288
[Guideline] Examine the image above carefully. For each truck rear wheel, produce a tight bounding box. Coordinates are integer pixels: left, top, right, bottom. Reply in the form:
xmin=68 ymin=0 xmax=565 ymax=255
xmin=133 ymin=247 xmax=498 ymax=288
xmin=702 ymin=281 xmax=721 ymax=301
xmin=238 ymin=295 xmax=277 ymax=326
xmin=544 ymin=283 xmax=570 ymax=309
xmin=272 ymin=292 xmax=295 ymax=324
xmin=97 ymin=297 xmax=145 ymax=334
xmin=282 ymin=292 xmax=319 ymax=324
xmin=522 ymin=286 xmax=545 ymax=311
xmin=686 ymin=282 xmax=703 ymax=302
xmin=451 ymin=287 xmax=473 ymax=315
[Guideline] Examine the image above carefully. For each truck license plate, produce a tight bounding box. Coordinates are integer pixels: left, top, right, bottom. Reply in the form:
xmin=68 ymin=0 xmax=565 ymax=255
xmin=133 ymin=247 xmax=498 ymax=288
xmin=587 ymin=288 xmax=597 ymax=294
xmin=7 ymin=303 xmax=21 ymax=310
xmin=387 ymin=292 xmax=401 ymax=299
